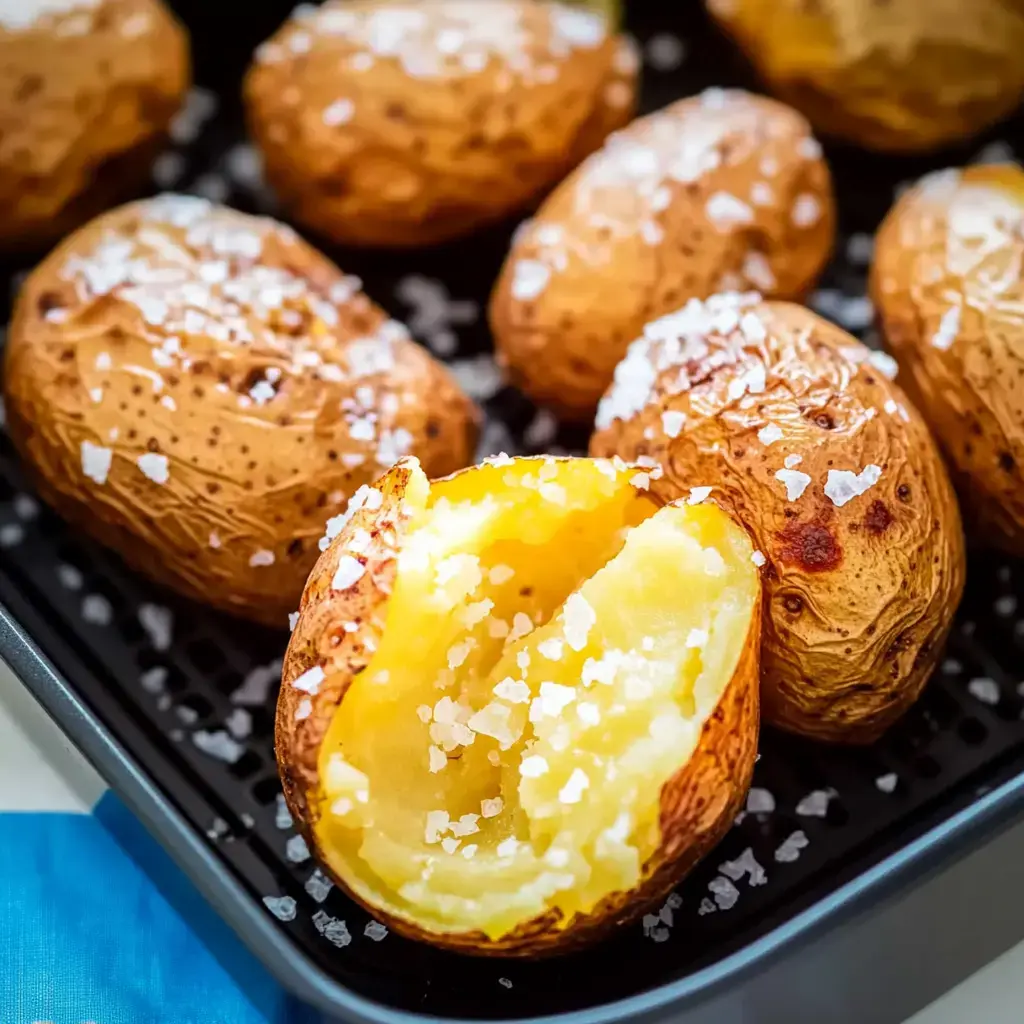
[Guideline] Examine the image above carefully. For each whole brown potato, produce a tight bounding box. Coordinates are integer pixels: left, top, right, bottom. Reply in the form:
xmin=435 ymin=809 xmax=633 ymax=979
xmin=0 ymin=0 xmax=189 ymax=251
xmin=591 ymin=294 xmax=965 ymax=744
xmin=872 ymin=164 xmax=1024 ymax=553
xmin=489 ymin=89 xmax=834 ymax=421
xmin=244 ymin=0 xmax=638 ymax=248
xmin=707 ymin=0 xmax=1024 ymax=153
xmin=3 ymin=195 xmax=478 ymax=625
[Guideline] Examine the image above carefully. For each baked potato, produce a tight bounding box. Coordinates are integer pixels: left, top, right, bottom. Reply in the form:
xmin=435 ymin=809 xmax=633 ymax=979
xmin=0 ymin=0 xmax=189 ymax=251
xmin=706 ymin=0 xmax=1024 ymax=153
xmin=489 ymin=88 xmax=834 ymax=421
xmin=872 ymin=164 xmax=1024 ymax=554
xmin=3 ymin=194 xmax=478 ymax=625
xmin=244 ymin=0 xmax=638 ymax=248
xmin=277 ymin=454 xmax=760 ymax=953
xmin=591 ymin=294 xmax=965 ymax=744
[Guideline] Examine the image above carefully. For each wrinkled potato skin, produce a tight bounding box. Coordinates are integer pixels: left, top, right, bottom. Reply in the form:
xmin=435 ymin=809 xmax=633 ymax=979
xmin=4 ymin=198 xmax=477 ymax=626
xmin=872 ymin=166 xmax=1024 ymax=554
xmin=0 ymin=0 xmax=189 ymax=251
xmin=592 ymin=300 xmax=965 ymax=743
xmin=244 ymin=0 xmax=638 ymax=248
xmin=707 ymin=0 xmax=1024 ymax=153
xmin=277 ymin=458 xmax=760 ymax=955
xmin=490 ymin=90 xmax=834 ymax=420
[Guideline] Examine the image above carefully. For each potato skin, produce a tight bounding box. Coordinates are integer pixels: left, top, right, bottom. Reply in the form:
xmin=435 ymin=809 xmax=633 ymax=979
xmin=707 ymin=0 xmax=1024 ymax=153
xmin=0 ymin=0 xmax=189 ymax=251
xmin=277 ymin=457 xmax=760 ymax=956
xmin=244 ymin=0 xmax=638 ymax=249
xmin=872 ymin=165 xmax=1024 ymax=554
xmin=592 ymin=298 xmax=966 ymax=744
xmin=489 ymin=89 xmax=834 ymax=421
xmin=3 ymin=196 xmax=477 ymax=625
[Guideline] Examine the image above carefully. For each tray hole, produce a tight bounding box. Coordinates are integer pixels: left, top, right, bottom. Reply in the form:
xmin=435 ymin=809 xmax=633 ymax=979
xmin=824 ymin=798 xmax=849 ymax=827
xmin=252 ymin=775 xmax=283 ymax=806
xmin=920 ymin=686 xmax=960 ymax=728
xmin=957 ymin=716 xmax=988 ymax=745
xmin=117 ymin=614 xmax=146 ymax=646
xmin=228 ymin=749 xmax=262 ymax=780
xmin=188 ymin=637 xmax=226 ymax=674
xmin=914 ymin=754 xmax=941 ymax=779
xmin=993 ymin=696 xmax=1023 ymax=722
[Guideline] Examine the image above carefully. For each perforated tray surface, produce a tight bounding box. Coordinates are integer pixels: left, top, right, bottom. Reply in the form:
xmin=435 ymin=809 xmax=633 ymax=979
xmin=4 ymin=1 xmax=1024 ymax=1020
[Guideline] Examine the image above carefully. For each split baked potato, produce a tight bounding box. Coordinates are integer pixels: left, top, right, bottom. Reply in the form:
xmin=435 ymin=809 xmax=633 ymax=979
xmin=707 ymin=0 xmax=1024 ymax=153
xmin=277 ymin=455 xmax=760 ymax=953
xmin=0 ymin=0 xmax=189 ymax=251
xmin=872 ymin=165 xmax=1024 ymax=554
xmin=244 ymin=0 xmax=638 ymax=248
xmin=591 ymin=295 xmax=966 ymax=744
xmin=489 ymin=88 xmax=834 ymax=420
xmin=3 ymin=195 xmax=478 ymax=625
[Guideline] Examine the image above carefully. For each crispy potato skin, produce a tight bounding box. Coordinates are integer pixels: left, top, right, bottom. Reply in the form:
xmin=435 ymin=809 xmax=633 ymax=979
xmin=277 ymin=458 xmax=760 ymax=955
xmin=0 ymin=0 xmax=189 ymax=251
xmin=592 ymin=299 xmax=966 ymax=743
xmin=3 ymin=198 xmax=477 ymax=625
xmin=872 ymin=166 xmax=1024 ymax=554
xmin=707 ymin=0 xmax=1024 ymax=153
xmin=489 ymin=89 xmax=834 ymax=420
xmin=244 ymin=0 xmax=638 ymax=249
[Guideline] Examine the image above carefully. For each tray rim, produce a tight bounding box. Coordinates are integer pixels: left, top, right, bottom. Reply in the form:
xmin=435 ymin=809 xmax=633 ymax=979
xmin=3 ymin=598 xmax=1024 ymax=1024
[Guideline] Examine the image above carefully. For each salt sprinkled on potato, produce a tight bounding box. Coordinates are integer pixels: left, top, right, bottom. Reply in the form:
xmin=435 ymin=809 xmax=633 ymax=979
xmin=591 ymin=294 xmax=965 ymax=743
xmin=3 ymin=195 xmax=478 ymax=625
xmin=245 ymin=0 xmax=638 ymax=248
xmin=490 ymin=89 xmax=834 ymax=420
xmin=872 ymin=164 xmax=1024 ymax=554
xmin=277 ymin=455 xmax=760 ymax=953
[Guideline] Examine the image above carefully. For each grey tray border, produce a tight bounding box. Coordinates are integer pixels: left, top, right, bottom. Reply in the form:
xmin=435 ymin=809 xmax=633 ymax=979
xmin=4 ymin=598 xmax=1024 ymax=1024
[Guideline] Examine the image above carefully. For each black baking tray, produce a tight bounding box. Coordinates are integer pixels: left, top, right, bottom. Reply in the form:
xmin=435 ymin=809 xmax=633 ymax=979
xmin=5 ymin=1 xmax=1024 ymax=1022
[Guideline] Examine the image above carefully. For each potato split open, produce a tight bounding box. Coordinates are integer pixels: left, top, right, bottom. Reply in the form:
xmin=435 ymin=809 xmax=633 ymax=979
xmin=277 ymin=456 xmax=760 ymax=954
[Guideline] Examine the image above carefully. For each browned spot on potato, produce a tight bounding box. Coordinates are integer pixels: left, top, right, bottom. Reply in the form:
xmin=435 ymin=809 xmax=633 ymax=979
xmin=777 ymin=516 xmax=842 ymax=572
xmin=864 ymin=500 xmax=893 ymax=535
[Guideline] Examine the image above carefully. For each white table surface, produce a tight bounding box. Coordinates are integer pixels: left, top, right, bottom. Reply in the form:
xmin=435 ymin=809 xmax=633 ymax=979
xmin=2 ymin=656 xmax=1022 ymax=1024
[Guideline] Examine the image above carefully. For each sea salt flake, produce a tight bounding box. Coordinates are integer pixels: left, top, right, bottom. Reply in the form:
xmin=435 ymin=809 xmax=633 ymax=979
xmin=81 ymin=441 xmax=113 ymax=485
xmin=312 ymin=911 xmax=351 ymax=948
xmin=875 ymin=773 xmax=898 ymax=794
xmin=719 ymin=848 xmax=767 ymax=887
xmin=82 ymin=594 xmax=113 ymax=626
xmin=364 ymin=921 xmax=389 ymax=941
xmin=968 ymin=677 xmax=1000 ymax=705
xmin=706 ymin=192 xmax=754 ymax=227
xmin=824 ymin=465 xmax=882 ymax=507
xmin=292 ymin=665 xmax=325 ymax=695
xmin=249 ymin=549 xmax=275 ymax=567
xmin=332 ymin=555 xmax=365 ymax=590
xmin=751 ymin=550 xmax=766 ymax=567
xmin=493 ymin=677 xmax=531 ymax=703
xmin=932 ymin=306 xmax=961 ymax=350
xmin=686 ymin=628 xmax=708 ymax=649
xmin=708 ymin=875 xmax=740 ymax=910
xmin=563 ymin=593 xmax=596 ymax=651
xmin=323 ymin=98 xmax=355 ymax=126
xmin=867 ymin=351 xmax=898 ymax=380
xmin=192 ymin=730 xmax=244 ymax=764
xmin=559 ymin=767 xmax=590 ymax=804
xmin=305 ymin=869 xmax=334 ymax=903
xmin=511 ymin=260 xmax=550 ymax=301
xmin=775 ymin=468 xmax=811 ymax=501
xmin=746 ymin=788 xmax=775 ymax=814
xmin=137 ymin=452 xmax=170 ymax=484
xmin=775 ymin=830 xmax=809 ymax=863
xmin=791 ymin=193 xmax=821 ymax=227
xmin=758 ymin=423 xmax=783 ymax=446
xmin=661 ymin=410 xmax=686 ymax=438
xmin=138 ymin=604 xmax=173 ymax=651
xmin=263 ymin=895 xmax=297 ymax=921
xmin=688 ymin=486 xmax=712 ymax=505
xmin=519 ymin=754 xmax=549 ymax=778
xmin=796 ymin=789 xmax=835 ymax=817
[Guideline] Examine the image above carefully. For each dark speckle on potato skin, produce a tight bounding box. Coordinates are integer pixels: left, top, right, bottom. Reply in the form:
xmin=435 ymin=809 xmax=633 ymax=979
xmin=777 ymin=514 xmax=842 ymax=572
xmin=865 ymin=499 xmax=894 ymax=535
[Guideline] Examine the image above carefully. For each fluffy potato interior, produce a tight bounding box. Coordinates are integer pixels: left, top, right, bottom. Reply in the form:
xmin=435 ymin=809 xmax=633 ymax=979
xmin=315 ymin=458 xmax=756 ymax=940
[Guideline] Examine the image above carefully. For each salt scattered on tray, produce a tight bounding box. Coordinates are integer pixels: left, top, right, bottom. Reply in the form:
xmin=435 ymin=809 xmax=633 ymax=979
xmin=12 ymin=494 xmax=38 ymax=520
xmin=138 ymin=603 xmax=173 ymax=651
xmin=645 ymin=32 xmax=686 ymax=71
xmin=746 ymin=787 xmax=775 ymax=814
xmin=57 ymin=564 xmax=84 ymax=590
xmin=275 ymin=793 xmax=293 ymax=830
xmin=81 ymin=594 xmax=113 ymax=626
xmin=305 ymin=869 xmax=334 ymax=903
xmin=192 ymin=729 xmax=244 ymax=764
xmin=0 ymin=523 xmax=24 ymax=548
xmin=225 ymin=707 xmax=252 ymax=740
xmin=140 ymin=666 xmax=168 ymax=694
xmin=152 ymin=151 xmax=186 ymax=189
xmin=498 ymin=977 xmax=513 ymax=989
xmin=796 ymin=788 xmax=836 ymax=817
xmin=449 ymin=355 xmax=504 ymax=401
xmin=707 ymin=875 xmax=740 ymax=910
xmin=775 ymin=830 xmax=809 ymax=863
xmin=719 ymin=848 xmax=767 ymax=887
xmin=231 ymin=659 xmax=283 ymax=705
xmin=524 ymin=408 xmax=558 ymax=448
xmin=312 ymin=910 xmax=352 ymax=948
xmin=263 ymin=895 xmax=297 ymax=922
xmin=967 ymin=677 xmax=1000 ymax=706
xmin=364 ymin=920 xmax=389 ymax=942
xmin=875 ymin=773 xmax=898 ymax=794
xmin=286 ymin=834 xmax=311 ymax=864
xmin=995 ymin=595 xmax=1017 ymax=617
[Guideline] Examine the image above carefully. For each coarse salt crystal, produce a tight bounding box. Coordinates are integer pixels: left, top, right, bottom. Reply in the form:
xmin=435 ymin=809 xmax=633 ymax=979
xmin=481 ymin=797 xmax=503 ymax=818
xmin=867 ymin=351 xmax=898 ymax=379
xmin=706 ymin=192 xmax=754 ymax=228
xmin=559 ymin=767 xmax=590 ymax=804
xmin=791 ymin=194 xmax=821 ymax=227
xmin=511 ymin=260 xmax=550 ymax=301
xmin=932 ymin=306 xmax=961 ymax=350
xmin=292 ymin=666 xmax=325 ymax=695
xmin=784 ymin=454 xmax=803 ymax=469
xmin=687 ymin=486 xmax=712 ymax=505
xmin=563 ymin=593 xmax=596 ymax=651
xmin=519 ymin=754 xmax=549 ymax=778
xmin=323 ymin=98 xmax=355 ymax=126
xmin=332 ymin=555 xmax=365 ymax=590
xmin=137 ymin=452 xmax=170 ymax=484
xmin=81 ymin=441 xmax=113 ymax=485
xmin=751 ymin=550 xmax=766 ymax=567
xmin=686 ymin=628 xmax=709 ymax=649
xmin=824 ymin=465 xmax=882 ymax=507
xmin=758 ymin=423 xmax=783 ymax=446
xmin=775 ymin=468 xmax=811 ymax=501
xmin=661 ymin=410 xmax=686 ymax=438
xmin=250 ymin=549 xmax=275 ymax=567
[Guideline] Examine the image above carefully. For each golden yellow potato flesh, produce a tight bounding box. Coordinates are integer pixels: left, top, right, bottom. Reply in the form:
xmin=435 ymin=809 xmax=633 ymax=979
xmin=707 ymin=0 xmax=1024 ymax=153
xmin=278 ymin=456 xmax=761 ymax=952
